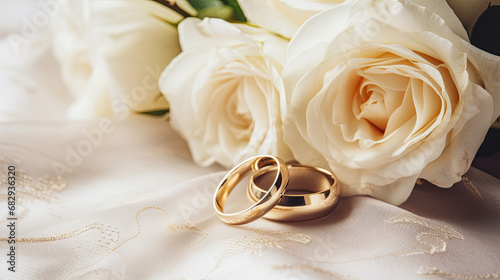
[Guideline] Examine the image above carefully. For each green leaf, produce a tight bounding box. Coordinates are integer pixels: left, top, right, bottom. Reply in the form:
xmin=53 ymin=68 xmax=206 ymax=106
xmin=140 ymin=109 xmax=170 ymax=117
xmin=187 ymin=0 xmax=247 ymax=22
xmin=187 ymin=0 xmax=224 ymax=10
xmin=197 ymin=6 xmax=234 ymax=21
xmin=221 ymin=0 xmax=247 ymax=22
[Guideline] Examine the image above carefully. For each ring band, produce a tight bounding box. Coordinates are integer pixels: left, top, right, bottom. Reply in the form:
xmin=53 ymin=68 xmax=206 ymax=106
xmin=248 ymin=164 xmax=339 ymax=222
xmin=213 ymin=155 xmax=289 ymax=225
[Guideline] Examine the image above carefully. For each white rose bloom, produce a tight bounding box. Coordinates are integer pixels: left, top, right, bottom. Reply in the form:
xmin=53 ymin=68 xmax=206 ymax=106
xmin=51 ymin=0 xmax=195 ymax=119
xmin=159 ymin=17 xmax=291 ymax=168
xmin=283 ymin=0 xmax=500 ymax=204
xmin=238 ymin=0 xmax=345 ymax=38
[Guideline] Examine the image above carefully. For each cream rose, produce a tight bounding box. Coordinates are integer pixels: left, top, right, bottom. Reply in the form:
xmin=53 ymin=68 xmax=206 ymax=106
xmin=283 ymin=0 xmax=500 ymax=204
xmin=51 ymin=0 xmax=195 ymax=119
xmin=159 ymin=17 xmax=291 ymax=167
xmin=238 ymin=0 xmax=345 ymax=38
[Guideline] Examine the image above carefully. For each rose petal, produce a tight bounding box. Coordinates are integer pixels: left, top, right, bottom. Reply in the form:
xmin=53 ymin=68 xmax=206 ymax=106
xmin=445 ymin=0 xmax=491 ymax=34
xmin=421 ymin=81 xmax=492 ymax=186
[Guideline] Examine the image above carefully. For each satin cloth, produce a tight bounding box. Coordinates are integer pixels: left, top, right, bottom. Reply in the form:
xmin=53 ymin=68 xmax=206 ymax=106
xmin=1 ymin=6 xmax=500 ymax=280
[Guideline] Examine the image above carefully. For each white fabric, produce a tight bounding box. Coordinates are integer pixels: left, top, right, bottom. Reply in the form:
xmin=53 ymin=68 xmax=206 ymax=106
xmin=1 ymin=117 xmax=500 ymax=279
xmin=1 ymin=3 xmax=500 ymax=280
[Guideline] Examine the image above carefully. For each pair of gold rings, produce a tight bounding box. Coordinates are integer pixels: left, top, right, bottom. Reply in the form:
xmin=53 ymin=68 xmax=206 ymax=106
xmin=213 ymin=155 xmax=340 ymax=225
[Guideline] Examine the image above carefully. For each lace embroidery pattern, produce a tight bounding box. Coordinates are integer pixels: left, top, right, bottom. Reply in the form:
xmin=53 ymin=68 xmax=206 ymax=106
xmin=202 ymin=228 xmax=311 ymax=278
xmin=0 ymin=206 xmax=207 ymax=279
xmin=290 ymin=214 xmax=466 ymax=265
xmin=219 ymin=228 xmax=311 ymax=259
xmin=0 ymin=208 xmax=204 ymax=245
xmin=63 ymin=206 xmax=207 ymax=279
xmin=462 ymin=176 xmax=483 ymax=199
xmin=418 ymin=267 xmax=500 ymax=279
xmin=0 ymin=156 xmax=67 ymax=221
xmin=385 ymin=214 xmax=464 ymax=256
xmin=0 ymin=222 xmax=118 ymax=245
xmin=0 ymin=208 xmax=29 ymax=224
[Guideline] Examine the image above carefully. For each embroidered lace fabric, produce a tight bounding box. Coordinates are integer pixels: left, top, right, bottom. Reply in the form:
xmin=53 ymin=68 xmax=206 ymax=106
xmin=0 ymin=6 xmax=499 ymax=280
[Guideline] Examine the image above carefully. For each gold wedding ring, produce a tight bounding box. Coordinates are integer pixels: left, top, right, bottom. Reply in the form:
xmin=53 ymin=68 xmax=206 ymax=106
xmin=248 ymin=164 xmax=340 ymax=222
xmin=213 ymin=155 xmax=289 ymax=225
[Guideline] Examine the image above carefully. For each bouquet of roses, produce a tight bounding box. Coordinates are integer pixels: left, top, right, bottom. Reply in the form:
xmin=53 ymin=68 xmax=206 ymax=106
xmin=51 ymin=0 xmax=500 ymax=205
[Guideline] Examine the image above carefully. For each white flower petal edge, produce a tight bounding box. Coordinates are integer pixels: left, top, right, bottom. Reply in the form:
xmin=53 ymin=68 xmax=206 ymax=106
xmin=159 ymin=18 xmax=291 ymax=168
xmin=283 ymin=0 xmax=500 ymax=205
xmin=52 ymin=0 xmax=190 ymax=119
xmin=446 ymin=0 xmax=492 ymax=34
xmin=238 ymin=0 xmax=346 ymax=38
